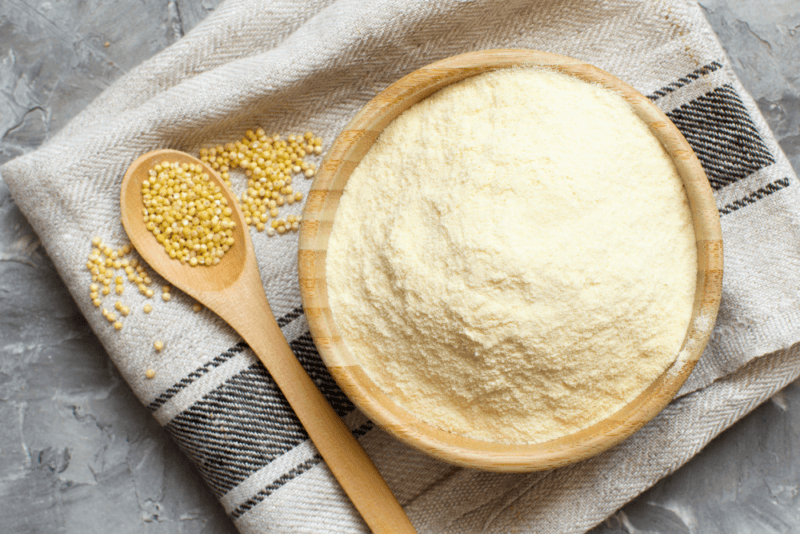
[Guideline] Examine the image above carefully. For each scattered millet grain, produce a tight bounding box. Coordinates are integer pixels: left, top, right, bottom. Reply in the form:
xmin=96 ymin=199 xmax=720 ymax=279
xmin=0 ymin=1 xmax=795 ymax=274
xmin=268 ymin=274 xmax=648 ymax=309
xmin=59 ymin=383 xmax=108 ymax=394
xmin=85 ymin=236 xmax=161 ymax=330
xmin=199 ymin=128 xmax=319 ymax=235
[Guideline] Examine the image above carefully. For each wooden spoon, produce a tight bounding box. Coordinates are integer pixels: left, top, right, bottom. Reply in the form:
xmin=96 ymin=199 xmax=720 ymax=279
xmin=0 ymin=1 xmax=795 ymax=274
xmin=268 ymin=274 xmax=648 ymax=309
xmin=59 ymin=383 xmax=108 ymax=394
xmin=120 ymin=149 xmax=416 ymax=534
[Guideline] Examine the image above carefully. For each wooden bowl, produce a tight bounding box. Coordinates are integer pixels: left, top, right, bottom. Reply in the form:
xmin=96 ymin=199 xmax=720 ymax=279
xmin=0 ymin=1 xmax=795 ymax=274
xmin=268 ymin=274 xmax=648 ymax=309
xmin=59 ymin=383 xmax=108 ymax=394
xmin=298 ymin=49 xmax=722 ymax=472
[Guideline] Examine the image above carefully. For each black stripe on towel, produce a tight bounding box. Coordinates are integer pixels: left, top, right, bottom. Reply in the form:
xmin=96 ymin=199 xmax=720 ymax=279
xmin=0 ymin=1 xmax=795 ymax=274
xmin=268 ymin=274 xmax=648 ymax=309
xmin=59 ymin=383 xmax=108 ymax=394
xmin=719 ymin=178 xmax=791 ymax=216
xmin=231 ymin=455 xmax=322 ymax=519
xmin=667 ymin=84 xmax=775 ymax=190
xmin=148 ymin=342 xmax=246 ymax=411
xmin=290 ymin=332 xmax=355 ymax=417
xmin=164 ymin=330 xmax=356 ymax=497
xmin=648 ymin=60 xmax=723 ymax=100
xmin=229 ymin=420 xmax=375 ymax=520
xmin=148 ymin=306 xmax=304 ymax=411
xmin=276 ymin=306 xmax=304 ymax=327
xmin=166 ymin=363 xmax=309 ymax=497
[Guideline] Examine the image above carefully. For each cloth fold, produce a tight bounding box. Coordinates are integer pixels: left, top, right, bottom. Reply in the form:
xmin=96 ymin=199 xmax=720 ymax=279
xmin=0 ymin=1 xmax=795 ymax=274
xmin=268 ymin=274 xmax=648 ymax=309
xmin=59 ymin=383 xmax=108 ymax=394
xmin=3 ymin=0 xmax=799 ymax=532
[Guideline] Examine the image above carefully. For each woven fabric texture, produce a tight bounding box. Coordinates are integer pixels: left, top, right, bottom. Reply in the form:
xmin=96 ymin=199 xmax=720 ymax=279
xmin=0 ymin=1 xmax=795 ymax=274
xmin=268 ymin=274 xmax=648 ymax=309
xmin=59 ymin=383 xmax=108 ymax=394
xmin=2 ymin=0 xmax=800 ymax=532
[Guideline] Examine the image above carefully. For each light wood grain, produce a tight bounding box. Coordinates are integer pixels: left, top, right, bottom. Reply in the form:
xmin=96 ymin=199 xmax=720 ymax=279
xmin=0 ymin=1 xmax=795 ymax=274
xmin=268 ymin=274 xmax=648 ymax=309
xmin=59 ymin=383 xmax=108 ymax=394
xmin=299 ymin=49 xmax=723 ymax=472
xmin=121 ymin=149 xmax=416 ymax=533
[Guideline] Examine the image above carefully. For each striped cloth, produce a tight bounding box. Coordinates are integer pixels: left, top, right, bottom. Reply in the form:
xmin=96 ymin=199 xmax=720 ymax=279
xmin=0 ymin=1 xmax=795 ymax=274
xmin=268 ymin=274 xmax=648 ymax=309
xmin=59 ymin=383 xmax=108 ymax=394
xmin=3 ymin=0 xmax=799 ymax=532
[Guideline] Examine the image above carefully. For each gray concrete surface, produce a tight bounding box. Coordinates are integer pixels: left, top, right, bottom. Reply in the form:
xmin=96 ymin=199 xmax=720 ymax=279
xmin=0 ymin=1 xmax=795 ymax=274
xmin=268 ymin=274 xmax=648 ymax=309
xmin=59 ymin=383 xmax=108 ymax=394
xmin=0 ymin=1 xmax=798 ymax=532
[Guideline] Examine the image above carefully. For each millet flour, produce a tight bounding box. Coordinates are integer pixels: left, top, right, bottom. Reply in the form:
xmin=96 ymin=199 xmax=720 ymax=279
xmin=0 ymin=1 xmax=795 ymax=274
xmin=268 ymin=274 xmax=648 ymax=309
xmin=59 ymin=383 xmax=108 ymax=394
xmin=326 ymin=67 xmax=697 ymax=444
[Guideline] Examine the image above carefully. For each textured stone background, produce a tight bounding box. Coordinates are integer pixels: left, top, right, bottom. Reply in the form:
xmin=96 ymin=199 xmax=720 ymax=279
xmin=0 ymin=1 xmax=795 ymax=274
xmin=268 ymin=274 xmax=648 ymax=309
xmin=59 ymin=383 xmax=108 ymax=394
xmin=0 ymin=1 xmax=798 ymax=532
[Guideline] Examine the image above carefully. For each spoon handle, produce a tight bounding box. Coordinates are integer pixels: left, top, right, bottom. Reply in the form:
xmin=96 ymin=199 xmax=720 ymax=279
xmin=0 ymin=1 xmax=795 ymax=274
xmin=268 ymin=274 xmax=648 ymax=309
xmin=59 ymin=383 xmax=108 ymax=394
xmin=218 ymin=263 xmax=416 ymax=534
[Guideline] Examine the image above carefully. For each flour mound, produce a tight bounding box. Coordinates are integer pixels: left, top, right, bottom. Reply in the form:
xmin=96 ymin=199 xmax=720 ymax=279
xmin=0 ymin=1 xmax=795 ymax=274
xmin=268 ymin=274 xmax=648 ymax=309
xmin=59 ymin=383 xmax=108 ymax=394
xmin=327 ymin=67 xmax=697 ymax=444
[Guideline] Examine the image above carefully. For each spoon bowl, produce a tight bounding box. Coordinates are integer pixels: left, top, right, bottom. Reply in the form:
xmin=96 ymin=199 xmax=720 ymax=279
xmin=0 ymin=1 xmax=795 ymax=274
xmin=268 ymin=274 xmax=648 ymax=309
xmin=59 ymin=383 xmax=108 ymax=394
xmin=121 ymin=150 xmax=248 ymax=296
xmin=121 ymin=149 xmax=416 ymax=534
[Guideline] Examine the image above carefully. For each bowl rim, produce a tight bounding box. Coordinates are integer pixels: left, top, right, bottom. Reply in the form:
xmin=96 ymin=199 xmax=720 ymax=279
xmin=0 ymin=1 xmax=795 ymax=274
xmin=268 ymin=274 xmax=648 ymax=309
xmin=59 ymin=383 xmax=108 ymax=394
xmin=298 ymin=49 xmax=723 ymax=472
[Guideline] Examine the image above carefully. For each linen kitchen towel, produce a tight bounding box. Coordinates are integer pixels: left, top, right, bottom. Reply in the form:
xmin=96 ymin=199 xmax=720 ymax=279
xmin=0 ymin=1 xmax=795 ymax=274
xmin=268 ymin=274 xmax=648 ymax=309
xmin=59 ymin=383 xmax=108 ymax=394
xmin=3 ymin=0 xmax=799 ymax=532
